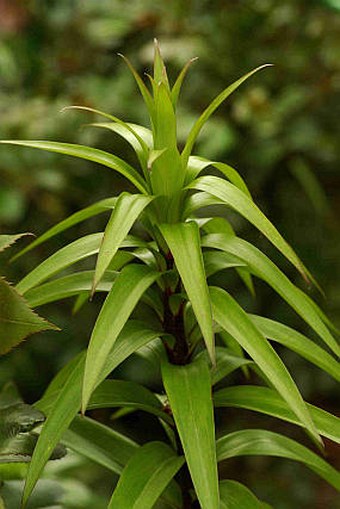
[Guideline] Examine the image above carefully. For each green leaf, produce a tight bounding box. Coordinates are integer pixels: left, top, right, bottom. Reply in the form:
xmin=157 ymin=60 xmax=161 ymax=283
xmin=216 ymin=429 xmax=340 ymax=491
xmin=87 ymin=379 xmax=173 ymax=425
xmin=0 ymin=140 xmax=148 ymax=194
xmin=62 ymin=415 xmax=138 ymax=474
xmin=249 ymin=315 xmax=340 ymax=382
xmin=22 ymin=353 xmax=85 ymax=507
xmin=162 ymin=356 xmax=219 ymax=509
xmin=11 ymin=197 xmax=116 ymax=262
xmin=24 ymin=271 xmax=117 ymax=308
xmin=63 ymin=105 xmax=150 ymax=157
xmin=0 ymin=234 xmax=29 ymax=254
xmin=30 ymin=321 xmax=161 ymax=507
xmin=119 ymin=54 xmax=155 ymax=120
xmin=210 ymin=348 xmax=253 ymax=385
xmin=82 ymin=264 xmax=159 ymax=410
xmin=190 ymin=175 xmax=314 ymax=284
xmin=210 ymin=286 xmax=321 ymax=447
xmin=171 ymin=57 xmax=198 ymax=108
xmin=108 ymin=442 xmax=184 ymax=509
xmin=204 ymin=235 xmax=340 ymax=357
xmin=181 ymin=65 xmax=272 ymax=164
xmin=16 ymin=233 xmax=103 ymax=295
xmin=160 ymin=222 xmax=214 ymax=363
xmin=214 ymin=385 xmax=340 ymax=444
xmin=185 ymin=156 xmax=251 ymax=197
xmin=0 ymin=278 xmax=58 ymax=355
xmin=219 ymin=480 xmax=264 ymax=509
xmin=184 ymin=193 xmax=223 ymax=219
xmin=93 ymin=193 xmax=153 ymax=292
xmin=203 ymin=250 xmax=246 ymax=278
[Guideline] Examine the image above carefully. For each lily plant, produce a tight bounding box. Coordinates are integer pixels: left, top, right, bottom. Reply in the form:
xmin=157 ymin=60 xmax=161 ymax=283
xmin=1 ymin=40 xmax=339 ymax=508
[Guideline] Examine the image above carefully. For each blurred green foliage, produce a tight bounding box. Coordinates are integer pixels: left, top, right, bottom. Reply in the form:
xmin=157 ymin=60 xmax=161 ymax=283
xmin=0 ymin=1 xmax=339 ymax=507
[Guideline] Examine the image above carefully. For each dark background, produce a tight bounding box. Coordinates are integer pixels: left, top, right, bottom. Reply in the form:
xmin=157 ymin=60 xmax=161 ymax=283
xmin=0 ymin=1 xmax=339 ymax=507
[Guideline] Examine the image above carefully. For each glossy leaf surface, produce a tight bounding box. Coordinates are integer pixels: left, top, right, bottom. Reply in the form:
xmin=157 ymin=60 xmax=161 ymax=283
xmin=108 ymin=441 xmax=184 ymax=509
xmin=162 ymin=357 xmax=219 ymax=509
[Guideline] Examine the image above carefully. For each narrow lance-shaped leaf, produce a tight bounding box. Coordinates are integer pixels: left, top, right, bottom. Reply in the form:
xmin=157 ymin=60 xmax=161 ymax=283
xmin=160 ymin=222 xmax=215 ymax=363
xmin=216 ymin=429 xmax=340 ymax=491
xmin=0 ymin=278 xmax=58 ymax=355
xmin=171 ymin=57 xmax=198 ymax=108
xmin=62 ymin=415 xmax=138 ymax=475
xmin=249 ymin=315 xmax=340 ymax=382
xmin=119 ymin=54 xmax=155 ymax=122
xmin=162 ymin=356 xmax=220 ymax=509
xmin=82 ymin=264 xmax=159 ymax=411
xmin=10 ymin=197 xmax=116 ymax=262
xmin=30 ymin=320 xmax=162 ymax=506
xmin=22 ymin=353 xmax=85 ymax=507
xmin=204 ymin=234 xmax=339 ymax=357
xmin=185 ymin=156 xmax=251 ymax=197
xmin=87 ymin=379 xmax=173 ymax=425
xmin=210 ymin=286 xmax=322 ymax=447
xmin=214 ymin=385 xmax=340 ymax=444
xmin=62 ymin=105 xmax=150 ymax=156
xmin=16 ymin=233 xmax=103 ymax=295
xmin=108 ymin=441 xmax=184 ymax=509
xmin=37 ymin=320 xmax=163 ymax=414
xmin=24 ymin=270 xmax=117 ymax=308
xmin=0 ymin=140 xmax=148 ymax=194
xmin=93 ymin=193 xmax=153 ymax=293
xmin=219 ymin=480 xmax=264 ymax=509
xmin=181 ymin=64 xmax=272 ymax=165
xmin=189 ymin=175 xmax=317 ymax=287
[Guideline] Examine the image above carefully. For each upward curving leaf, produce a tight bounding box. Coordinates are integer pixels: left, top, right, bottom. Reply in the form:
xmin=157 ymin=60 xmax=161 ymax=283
xmin=16 ymin=233 xmax=103 ymax=295
xmin=62 ymin=105 xmax=150 ymax=156
xmin=93 ymin=193 xmax=154 ymax=293
xmin=181 ymin=65 xmax=272 ymax=164
xmin=82 ymin=264 xmax=159 ymax=411
xmin=0 ymin=140 xmax=148 ymax=194
xmin=160 ymin=222 xmax=214 ymax=363
xmin=10 ymin=197 xmax=116 ymax=262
